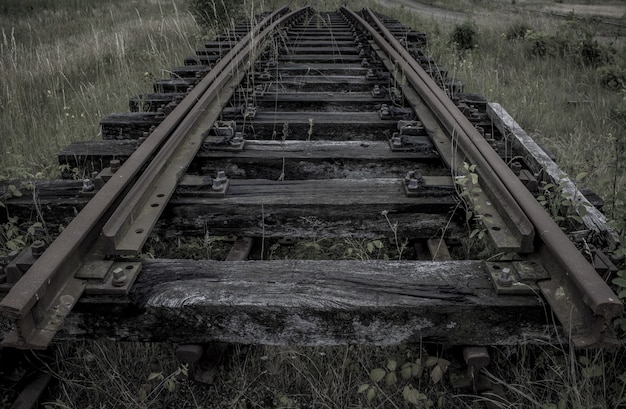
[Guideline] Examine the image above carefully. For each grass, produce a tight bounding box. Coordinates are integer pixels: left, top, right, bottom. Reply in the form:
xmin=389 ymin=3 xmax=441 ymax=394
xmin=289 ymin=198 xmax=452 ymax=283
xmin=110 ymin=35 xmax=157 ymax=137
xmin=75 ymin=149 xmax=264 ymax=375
xmin=0 ymin=0 xmax=201 ymax=179
xmin=37 ymin=339 xmax=626 ymax=408
xmin=1 ymin=0 xmax=626 ymax=408
xmin=373 ymin=1 xmax=626 ymax=213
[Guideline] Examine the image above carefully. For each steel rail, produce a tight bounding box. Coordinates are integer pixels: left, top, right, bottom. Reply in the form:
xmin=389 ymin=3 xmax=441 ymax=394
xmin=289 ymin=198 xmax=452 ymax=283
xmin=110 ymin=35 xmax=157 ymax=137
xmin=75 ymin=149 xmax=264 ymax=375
xmin=101 ymin=7 xmax=311 ymax=255
xmin=0 ymin=6 xmax=300 ymax=348
xmin=342 ymin=6 xmax=622 ymax=346
xmin=347 ymin=13 xmax=536 ymax=255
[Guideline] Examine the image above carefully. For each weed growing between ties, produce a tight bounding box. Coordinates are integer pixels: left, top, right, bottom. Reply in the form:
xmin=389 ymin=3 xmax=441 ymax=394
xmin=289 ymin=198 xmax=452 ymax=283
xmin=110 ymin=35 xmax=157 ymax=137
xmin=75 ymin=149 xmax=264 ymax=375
xmin=41 ymin=340 xmax=626 ymax=408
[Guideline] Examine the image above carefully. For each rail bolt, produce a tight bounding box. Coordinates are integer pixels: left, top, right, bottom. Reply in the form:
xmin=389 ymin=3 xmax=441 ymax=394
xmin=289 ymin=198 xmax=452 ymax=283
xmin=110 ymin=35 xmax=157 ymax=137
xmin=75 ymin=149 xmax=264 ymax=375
xmin=82 ymin=178 xmax=94 ymax=193
xmin=112 ymin=267 xmax=126 ymax=287
xmin=216 ymin=171 xmax=228 ymax=183
xmin=379 ymin=104 xmax=391 ymax=119
xmin=231 ymin=135 xmax=244 ymax=146
xmin=31 ymin=240 xmax=46 ymax=258
xmin=510 ymin=161 xmax=522 ymax=176
xmin=110 ymin=159 xmax=121 ymax=173
xmin=371 ymin=85 xmax=381 ymax=97
xmin=212 ymin=179 xmax=223 ymax=191
xmin=496 ymin=268 xmax=513 ymax=287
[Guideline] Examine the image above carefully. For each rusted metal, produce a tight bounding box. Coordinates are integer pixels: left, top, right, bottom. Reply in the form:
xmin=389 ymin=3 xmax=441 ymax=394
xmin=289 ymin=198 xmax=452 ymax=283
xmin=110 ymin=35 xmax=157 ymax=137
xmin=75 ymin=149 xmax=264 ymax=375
xmin=348 ymin=7 xmax=622 ymax=346
xmin=0 ymin=6 xmax=305 ymax=349
xmin=342 ymin=7 xmax=536 ymax=255
xmin=0 ymin=6 xmax=621 ymax=351
xmin=102 ymin=6 xmax=311 ymax=256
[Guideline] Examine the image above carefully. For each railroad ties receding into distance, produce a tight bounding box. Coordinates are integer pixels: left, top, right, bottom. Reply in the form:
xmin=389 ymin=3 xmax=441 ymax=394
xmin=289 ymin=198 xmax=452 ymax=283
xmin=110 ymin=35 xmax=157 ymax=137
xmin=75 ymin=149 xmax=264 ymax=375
xmin=0 ymin=7 xmax=622 ymax=355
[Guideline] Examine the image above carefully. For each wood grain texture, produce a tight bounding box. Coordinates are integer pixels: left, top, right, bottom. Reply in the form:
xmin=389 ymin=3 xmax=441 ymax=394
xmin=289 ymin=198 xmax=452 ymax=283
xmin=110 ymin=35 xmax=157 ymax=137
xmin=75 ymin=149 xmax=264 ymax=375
xmin=488 ymin=103 xmax=617 ymax=244
xmin=51 ymin=259 xmax=556 ymax=346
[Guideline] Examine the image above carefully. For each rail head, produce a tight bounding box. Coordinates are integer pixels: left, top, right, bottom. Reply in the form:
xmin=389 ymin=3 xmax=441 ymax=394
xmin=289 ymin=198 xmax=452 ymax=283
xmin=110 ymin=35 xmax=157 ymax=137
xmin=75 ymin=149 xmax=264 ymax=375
xmin=0 ymin=5 xmax=312 ymax=349
xmin=0 ymin=5 xmax=621 ymax=350
xmin=340 ymin=6 xmax=622 ymax=346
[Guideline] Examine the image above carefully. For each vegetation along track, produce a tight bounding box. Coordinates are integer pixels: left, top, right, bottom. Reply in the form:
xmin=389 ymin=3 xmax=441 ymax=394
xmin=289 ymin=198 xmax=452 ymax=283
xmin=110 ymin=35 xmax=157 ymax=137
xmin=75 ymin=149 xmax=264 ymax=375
xmin=0 ymin=6 xmax=623 ymax=359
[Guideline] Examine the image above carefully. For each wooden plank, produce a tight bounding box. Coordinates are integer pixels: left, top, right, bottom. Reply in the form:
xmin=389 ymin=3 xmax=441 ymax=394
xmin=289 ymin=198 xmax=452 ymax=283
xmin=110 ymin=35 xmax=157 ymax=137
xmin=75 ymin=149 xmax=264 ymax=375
xmin=52 ymin=259 xmax=554 ymax=345
xmin=277 ymin=55 xmax=364 ymax=62
xmin=281 ymin=46 xmax=359 ymax=54
xmin=487 ymin=103 xmax=618 ymax=245
xmin=250 ymin=91 xmax=389 ymax=104
xmin=284 ymin=40 xmax=356 ymax=47
xmin=59 ymin=139 xmax=440 ymax=172
xmin=261 ymin=62 xmax=368 ymax=75
xmin=0 ymin=178 xmax=462 ymax=239
xmin=201 ymin=140 xmax=435 ymax=160
xmin=240 ymin=111 xmax=401 ymax=125
xmin=177 ymin=177 xmax=454 ymax=204
xmin=163 ymin=211 xmax=465 ymax=239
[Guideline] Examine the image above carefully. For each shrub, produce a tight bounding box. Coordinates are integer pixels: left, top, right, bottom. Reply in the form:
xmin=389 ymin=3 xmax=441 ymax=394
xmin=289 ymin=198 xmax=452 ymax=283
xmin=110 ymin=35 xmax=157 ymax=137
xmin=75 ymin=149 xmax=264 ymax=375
xmin=450 ymin=21 xmax=477 ymax=51
xmin=505 ymin=22 xmax=531 ymax=40
xmin=578 ymin=39 xmax=614 ymax=67
xmin=525 ymin=30 xmax=552 ymax=57
xmin=597 ymin=65 xmax=626 ymax=90
xmin=524 ymin=23 xmax=615 ymax=67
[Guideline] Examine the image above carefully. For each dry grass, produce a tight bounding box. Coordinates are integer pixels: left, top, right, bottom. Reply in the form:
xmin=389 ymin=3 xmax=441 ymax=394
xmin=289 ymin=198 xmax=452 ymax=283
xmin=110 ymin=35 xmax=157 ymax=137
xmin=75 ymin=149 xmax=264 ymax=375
xmin=0 ymin=0 xmax=200 ymax=179
xmin=37 ymin=339 xmax=626 ymax=409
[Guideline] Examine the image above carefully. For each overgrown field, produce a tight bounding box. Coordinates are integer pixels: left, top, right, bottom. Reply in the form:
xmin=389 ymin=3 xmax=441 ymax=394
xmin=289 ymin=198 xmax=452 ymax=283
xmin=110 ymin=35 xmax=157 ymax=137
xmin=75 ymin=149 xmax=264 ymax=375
xmin=1 ymin=0 xmax=626 ymax=408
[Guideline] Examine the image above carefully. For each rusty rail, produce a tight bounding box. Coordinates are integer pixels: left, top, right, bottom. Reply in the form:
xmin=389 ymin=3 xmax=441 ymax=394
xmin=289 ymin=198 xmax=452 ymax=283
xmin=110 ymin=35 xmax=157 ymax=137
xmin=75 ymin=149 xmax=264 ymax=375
xmin=341 ymin=6 xmax=622 ymax=346
xmin=0 ymin=6 xmax=310 ymax=349
xmin=0 ymin=6 xmax=621 ymax=350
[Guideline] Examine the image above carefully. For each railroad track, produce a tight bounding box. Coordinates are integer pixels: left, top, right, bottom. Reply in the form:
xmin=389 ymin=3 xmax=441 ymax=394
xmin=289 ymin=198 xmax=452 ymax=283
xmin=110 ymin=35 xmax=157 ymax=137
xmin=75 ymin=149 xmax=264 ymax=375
xmin=0 ymin=6 xmax=622 ymax=356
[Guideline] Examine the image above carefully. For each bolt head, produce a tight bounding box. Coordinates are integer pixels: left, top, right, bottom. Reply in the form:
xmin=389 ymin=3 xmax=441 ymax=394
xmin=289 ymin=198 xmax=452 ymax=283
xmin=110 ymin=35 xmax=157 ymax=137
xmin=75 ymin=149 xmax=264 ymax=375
xmin=112 ymin=267 xmax=126 ymax=287
xmin=31 ymin=240 xmax=46 ymax=258
xmin=497 ymin=268 xmax=513 ymax=287
xmin=110 ymin=159 xmax=121 ymax=172
xmin=212 ymin=179 xmax=223 ymax=191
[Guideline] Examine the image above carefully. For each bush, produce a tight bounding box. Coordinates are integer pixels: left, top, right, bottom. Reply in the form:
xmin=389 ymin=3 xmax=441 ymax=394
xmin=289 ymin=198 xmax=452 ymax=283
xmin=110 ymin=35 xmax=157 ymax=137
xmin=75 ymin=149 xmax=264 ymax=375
xmin=186 ymin=0 xmax=242 ymax=32
xmin=578 ymin=39 xmax=614 ymax=67
xmin=597 ymin=65 xmax=626 ymax=90
xmin=450 ymin=21 xmax=477 ymax=51
xmin=505 ymin=22 xmax=530 ymax=40
xmin=525 ymin=30 xmax=552 ymax=57
xmin=524 ymin=22 xmax=615 ymax=67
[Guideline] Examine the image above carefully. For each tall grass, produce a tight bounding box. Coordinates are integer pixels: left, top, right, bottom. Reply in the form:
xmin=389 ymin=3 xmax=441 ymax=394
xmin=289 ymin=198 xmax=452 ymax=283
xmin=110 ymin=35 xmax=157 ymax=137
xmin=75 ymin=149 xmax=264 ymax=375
xmin=0 ymin=0 xmax=200 ymax=178
xmin=371 ymin=3 xmax=626 ymax=210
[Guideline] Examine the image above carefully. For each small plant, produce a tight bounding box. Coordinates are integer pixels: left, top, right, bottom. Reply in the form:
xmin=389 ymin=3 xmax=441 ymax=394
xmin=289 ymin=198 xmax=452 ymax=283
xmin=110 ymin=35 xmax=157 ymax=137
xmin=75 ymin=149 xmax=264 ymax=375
xmin=536 ymin=173 xmax=590 ymax=229
xmin=307 ymin=118 xmax=314 ymax=141
xmin=611 ymin=235 xmax=626 ymax=334
xmin=454 ymin=162 xmax=487 ymax=241
xmin=381 ymin=210 xmax=408 ymax=260
xmin=139 ymin=364 xmax=188 ymax=401
xmin=358 ymin=353 xmax=450 ymax=406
